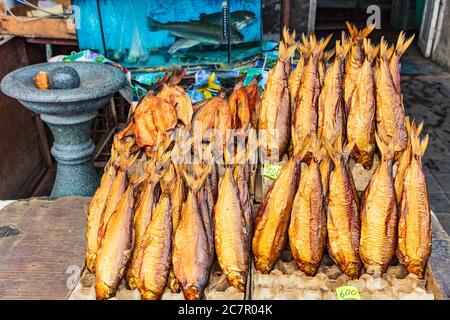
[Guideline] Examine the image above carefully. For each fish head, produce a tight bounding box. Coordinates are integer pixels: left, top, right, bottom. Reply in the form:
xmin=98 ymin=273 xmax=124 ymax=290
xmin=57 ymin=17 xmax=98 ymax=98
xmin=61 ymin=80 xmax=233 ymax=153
xmin=141 ymin=291 xmax=160 ymax=300
xmin=232 ymin=10 xmax=256 ymax=30
xmin=95 ymin=280 xmax=115 ymax=300
xmin=184 ymin=285 xmax=202 ymax=300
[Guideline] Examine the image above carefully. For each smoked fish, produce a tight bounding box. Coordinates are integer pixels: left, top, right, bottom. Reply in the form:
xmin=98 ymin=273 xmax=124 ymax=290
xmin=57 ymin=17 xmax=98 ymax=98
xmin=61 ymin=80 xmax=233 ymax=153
xmin=289 ymin=136 xmax=326 ymax=276
xmin=258 ymin=28 xmax=295 ymax=160
xmin=157 ymin=82 xmax=193 ymax=130
xmin=347 ymin=38 xmax=378 ymax=169
xmin=394 ymin=117 xmax=416 ymax=205
xmin=293 ymin=34 xmax=331 ymax=148
xmin=343 ymin=22 xmax=374 ymax=115
xmin=95 ymin=183 xmax=135 ymax=299
xmin=215 ymin=164 xmax=250 ymax=291
xmin=245 ymin=75 xmax=262 ymax=129
xmin=324 ymin=137 xmax=361 ymax=279
xmin=318 ymin=39 xmax=349 ymax=145
xmin=397 ymin=123 xmax=431 ymax=278
xmin=85 ymin=145 xmax=118 ymax=273
xmin=172 ymin=166 xmax=213 ymax=300
xmin=97 ymin=137 xmax=137 ymax=248
xmin=136 ymin=179 xmax=173 ymax=300
xmin=389 ymin=32 xmax=415 ymax=94
xmin=252 ymin=137 xmax=309 ymax=273
xmin=360 ymin=135 xmax=397 ymax=276
xmin=376 ymin=37 xmax=408 ymax=156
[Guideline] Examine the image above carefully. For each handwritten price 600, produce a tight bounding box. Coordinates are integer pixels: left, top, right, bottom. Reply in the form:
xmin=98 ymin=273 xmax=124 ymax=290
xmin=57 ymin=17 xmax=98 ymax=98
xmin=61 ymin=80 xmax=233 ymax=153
xmin=336 ymin=286 xmax=360 ymax=300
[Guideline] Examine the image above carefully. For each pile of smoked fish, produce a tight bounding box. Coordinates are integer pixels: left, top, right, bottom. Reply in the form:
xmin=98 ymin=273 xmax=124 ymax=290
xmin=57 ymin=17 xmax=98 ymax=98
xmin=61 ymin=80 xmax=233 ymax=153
xmin=85 ymin=23 xmax=432 ymax=300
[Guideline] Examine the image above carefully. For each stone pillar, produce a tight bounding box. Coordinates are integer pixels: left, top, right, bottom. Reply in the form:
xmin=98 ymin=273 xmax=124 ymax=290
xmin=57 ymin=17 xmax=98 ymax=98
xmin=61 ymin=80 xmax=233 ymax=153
xmin=41 ymin=112 xmax=99 ymax=197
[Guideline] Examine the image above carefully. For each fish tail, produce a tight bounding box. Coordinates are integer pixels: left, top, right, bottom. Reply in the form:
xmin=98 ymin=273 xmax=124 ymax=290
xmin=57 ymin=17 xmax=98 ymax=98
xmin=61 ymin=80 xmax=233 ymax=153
xmin=343 ymin=140 xmax=356 ymax=161
xmin=141 ymin=290 xmax=160 ymax=300
xmin=282 ymin=27 xmax=296 ymax=47
xmin=323 ymin=138 xmax=338 ymax=163
xmin=341 ymin=31 xmax=350 ymax=48
xmin=85 ymin=253 xmax=96 ymax=273
xmin=361 ymin=23 xmax=375 ymax=38
xmin=395 ymin=31 xmax=415 ymax=59
xmin=345 ymin=21 xmax=356 ymax=39
xmin=279 ymin=40 xmax=295 ymax=63
xmin=183 ymin=285 xmax=202 ymax=300
xmin=363 ymin=38 xmax=379 ymax=62
xmin=323 ymin=48 xmax=336 ymax=62
xmin=319 ymin=34 xmax=333 ymax=52
xmin=336 ymin=39 xmax=350 ymax=60
xmin=148 ymin=17 xmax=162 ymax=32
xmin=411 ymin=122 xmax=428 ymax=157
xmin=379 ymin=37 xmax=394 ymax=60
xmin=227 ymin=271 xmax=246 ymax=292
xmin=309 ymin=135 xmax=324 ymax=162
xmin=375 ymin=132 xmax=394 ymax=160
xmin=95 ymin=280 xmax=114 ymax=300
xmin=183 ymin=164 xmax=212 ymax=192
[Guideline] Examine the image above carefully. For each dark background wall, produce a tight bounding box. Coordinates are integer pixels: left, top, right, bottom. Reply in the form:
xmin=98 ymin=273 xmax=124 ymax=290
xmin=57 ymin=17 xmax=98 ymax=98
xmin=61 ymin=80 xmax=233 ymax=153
xmin=0 ymin=37 xmax=47 ymax=199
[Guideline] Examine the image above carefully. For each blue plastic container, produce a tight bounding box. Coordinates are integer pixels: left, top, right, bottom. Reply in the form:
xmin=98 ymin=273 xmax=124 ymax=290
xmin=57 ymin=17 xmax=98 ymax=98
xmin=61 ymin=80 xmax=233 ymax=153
xmin=73 ymin=0 xmax=262 ymax=69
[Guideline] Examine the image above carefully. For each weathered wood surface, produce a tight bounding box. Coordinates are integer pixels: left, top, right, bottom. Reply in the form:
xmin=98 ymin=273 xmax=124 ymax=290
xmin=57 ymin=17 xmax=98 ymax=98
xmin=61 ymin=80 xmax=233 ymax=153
xmin=0 ymin=197 xmax=89 ymax=300
xmin=0 ymin=16 xmax=77 ymax=40
xmin=0 ymin=0 xmax=76 ymax=39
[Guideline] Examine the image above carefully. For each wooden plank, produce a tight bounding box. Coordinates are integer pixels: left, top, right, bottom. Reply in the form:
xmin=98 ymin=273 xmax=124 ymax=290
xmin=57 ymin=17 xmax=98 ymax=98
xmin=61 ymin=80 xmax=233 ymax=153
xmin=0 ymin=197 xmax=90 ymax=300
xmin=0 ymin=16 xmax=77 ymax=39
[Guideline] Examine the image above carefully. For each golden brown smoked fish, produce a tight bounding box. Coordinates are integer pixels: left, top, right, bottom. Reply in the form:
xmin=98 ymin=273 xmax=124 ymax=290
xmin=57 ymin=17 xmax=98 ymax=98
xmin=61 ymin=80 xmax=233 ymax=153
xmin=85 ymin=146 xmax=118 ymax=273
xmin=347 ymin=38 xmax=378 ymax=169
xmin=126 ymin=154 xmax=168 ymax=289
xmin=318 ymin=39 xmax=348 ymax=145
xmin=229 ymin=78 xmax=250 ymax=129
xmin=167 ymin=165 xmax=185 ymax=293
xmin=389 ymin=32 xmax=415 ymax=94
xmin=343 ymin=22 xmax=374 ymax=115
xmin=97 ymin=137 xmax=137 ymax=247
xmin=293 ymin=34 xmax=331 ymax=146
xmin=215 ymin=163 xmax=250 ymax=291
xmin=245 ymin=75 xmax=262 ymax=129
xmin=324 ymin=138 xmax=361 ymax=279
xmin=95 ymin=181 xmax=136 ymax=299
xmin=397 ymin=124 xmax=431 ymax=278
xmin=288 ymin=44 xmax=307 ymax=115
xmin=157 ymin=81 xmax=193 ymax=130
xmin=394 ymin=117 xmax=416 ymax=205
xmin=289 ymin=137 xmax=326 ymax=276
xmin=258 ymin=28 xmax=295 ymax=160
xmin=376 ymin=38 xmax=408 ymax=156
xmin=136 ymin=176 xmax=173 ymax=300
xmin=318 ymin=49 xmax=335 ymax=88
xmin=360 ymin=135 xmax=397 ymax=276
xmin=173 ymin=166 xmax=212 ymax=300
xmin=252 ymin=137 xmax=309 ymax=273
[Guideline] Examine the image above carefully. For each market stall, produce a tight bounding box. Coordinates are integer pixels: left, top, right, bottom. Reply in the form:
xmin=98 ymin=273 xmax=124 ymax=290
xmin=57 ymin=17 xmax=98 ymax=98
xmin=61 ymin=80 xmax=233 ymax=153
xmin=0 ymin=0 xmax=449 ymax=304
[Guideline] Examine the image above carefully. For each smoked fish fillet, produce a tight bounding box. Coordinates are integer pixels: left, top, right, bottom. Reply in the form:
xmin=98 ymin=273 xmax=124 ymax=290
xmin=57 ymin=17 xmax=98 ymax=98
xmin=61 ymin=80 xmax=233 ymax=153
xmin=325 ymin=138 xmax=361 ymax=279
xmin=397 ymin=123 xmax=431 ymax=278
xmin=347 ymin=38 xmax=378 ymax=169
xmin=360 ymin=135 xmax=397 ymax=276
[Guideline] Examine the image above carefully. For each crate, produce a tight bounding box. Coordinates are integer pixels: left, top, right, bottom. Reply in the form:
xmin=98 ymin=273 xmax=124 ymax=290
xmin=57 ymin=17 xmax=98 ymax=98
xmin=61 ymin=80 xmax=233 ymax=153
xmin=69 ymin=260 xmax=251 ymax=300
